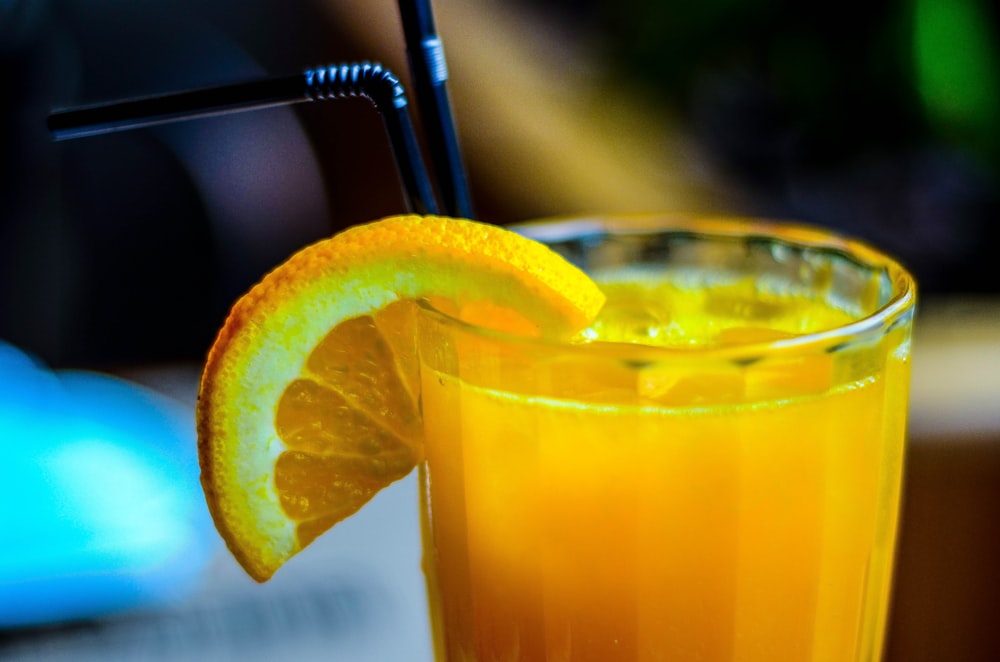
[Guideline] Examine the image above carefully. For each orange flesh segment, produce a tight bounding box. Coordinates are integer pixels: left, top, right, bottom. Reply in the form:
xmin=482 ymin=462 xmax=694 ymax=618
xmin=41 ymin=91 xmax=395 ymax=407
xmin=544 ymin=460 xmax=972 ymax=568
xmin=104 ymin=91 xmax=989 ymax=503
xmin=273 ymin=303 xmax=421 ymax=548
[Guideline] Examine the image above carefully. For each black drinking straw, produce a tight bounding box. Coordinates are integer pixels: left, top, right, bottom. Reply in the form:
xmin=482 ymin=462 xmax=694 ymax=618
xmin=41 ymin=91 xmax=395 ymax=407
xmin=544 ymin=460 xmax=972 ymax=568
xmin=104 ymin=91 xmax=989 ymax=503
xmin=48 ymin=63 xmax=440 ymax=215
xmin=396 ymin=0 xmax=473 ymax=219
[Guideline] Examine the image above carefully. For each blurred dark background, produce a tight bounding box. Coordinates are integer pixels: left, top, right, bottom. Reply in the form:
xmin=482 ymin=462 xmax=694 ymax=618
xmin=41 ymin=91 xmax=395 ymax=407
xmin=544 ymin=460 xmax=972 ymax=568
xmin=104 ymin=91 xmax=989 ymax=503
xmin=581 ymin=0 xmax=1000 ymax=283
xmin=2 ymin=0 xmax=998 ymax=369
xmin=1 ymin=0 xmax=387 ymax=369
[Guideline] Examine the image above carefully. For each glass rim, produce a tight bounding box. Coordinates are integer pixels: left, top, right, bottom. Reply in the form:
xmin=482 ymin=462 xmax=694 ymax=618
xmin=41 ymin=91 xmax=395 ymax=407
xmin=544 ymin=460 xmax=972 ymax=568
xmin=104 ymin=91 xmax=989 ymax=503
xmin=419 ymin=213 xmax=917 ymax=364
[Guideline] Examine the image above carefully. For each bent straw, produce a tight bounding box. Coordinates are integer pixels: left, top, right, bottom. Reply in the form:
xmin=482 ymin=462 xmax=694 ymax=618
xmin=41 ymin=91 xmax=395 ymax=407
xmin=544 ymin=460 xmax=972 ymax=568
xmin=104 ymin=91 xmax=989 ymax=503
xmin=48 ymin=63 xmax=440 ymax=215
xmin=397 ymin=0 xmax=473 ymax=218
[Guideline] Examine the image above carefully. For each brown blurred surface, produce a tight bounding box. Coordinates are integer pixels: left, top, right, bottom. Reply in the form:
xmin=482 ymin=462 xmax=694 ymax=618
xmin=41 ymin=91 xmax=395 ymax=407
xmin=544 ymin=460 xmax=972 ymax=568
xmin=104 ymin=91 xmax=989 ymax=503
xmin=885 ymin=298 xmax=1000 ymax=662
xmin=888 ymin=436 xmax=1000 ymax=662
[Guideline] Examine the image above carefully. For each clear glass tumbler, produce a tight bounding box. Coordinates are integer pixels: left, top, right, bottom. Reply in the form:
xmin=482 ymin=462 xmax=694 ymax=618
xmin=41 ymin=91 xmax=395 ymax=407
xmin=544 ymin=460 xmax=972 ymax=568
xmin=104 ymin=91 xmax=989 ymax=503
xmin=417 ymin=214 xmax=916 ymax=662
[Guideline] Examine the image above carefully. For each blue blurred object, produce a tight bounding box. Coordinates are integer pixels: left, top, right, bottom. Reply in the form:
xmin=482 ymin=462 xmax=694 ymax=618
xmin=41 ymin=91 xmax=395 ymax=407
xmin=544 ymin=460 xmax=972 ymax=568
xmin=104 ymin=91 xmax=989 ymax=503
xmin=0 ymin=339 xmax=219 ymax=629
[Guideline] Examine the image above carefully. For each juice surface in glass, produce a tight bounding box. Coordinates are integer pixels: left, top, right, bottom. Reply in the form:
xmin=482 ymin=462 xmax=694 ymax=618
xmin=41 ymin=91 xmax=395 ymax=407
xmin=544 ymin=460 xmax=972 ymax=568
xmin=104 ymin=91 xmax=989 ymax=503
xmin=416 ymin=215 xmax=915 ymax=662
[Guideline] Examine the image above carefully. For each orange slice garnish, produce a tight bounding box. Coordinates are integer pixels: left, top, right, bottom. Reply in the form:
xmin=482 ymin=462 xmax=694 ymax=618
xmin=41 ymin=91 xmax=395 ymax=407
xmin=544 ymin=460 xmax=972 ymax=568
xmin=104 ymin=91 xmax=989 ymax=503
xmin=197 ymin=215 xmax=604 ymax=581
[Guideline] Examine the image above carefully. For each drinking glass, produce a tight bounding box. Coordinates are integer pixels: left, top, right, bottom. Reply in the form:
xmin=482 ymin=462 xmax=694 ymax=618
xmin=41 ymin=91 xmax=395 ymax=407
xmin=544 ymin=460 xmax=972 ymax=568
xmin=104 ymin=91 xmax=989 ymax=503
xmin=416 ymin=214 xmax=916 ymax=662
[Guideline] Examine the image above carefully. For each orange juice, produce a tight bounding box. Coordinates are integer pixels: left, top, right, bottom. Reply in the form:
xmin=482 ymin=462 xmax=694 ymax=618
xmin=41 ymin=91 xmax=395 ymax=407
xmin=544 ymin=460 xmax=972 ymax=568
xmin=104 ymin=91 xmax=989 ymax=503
xmin=417 ymin=216 xmax=915 ymax=662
